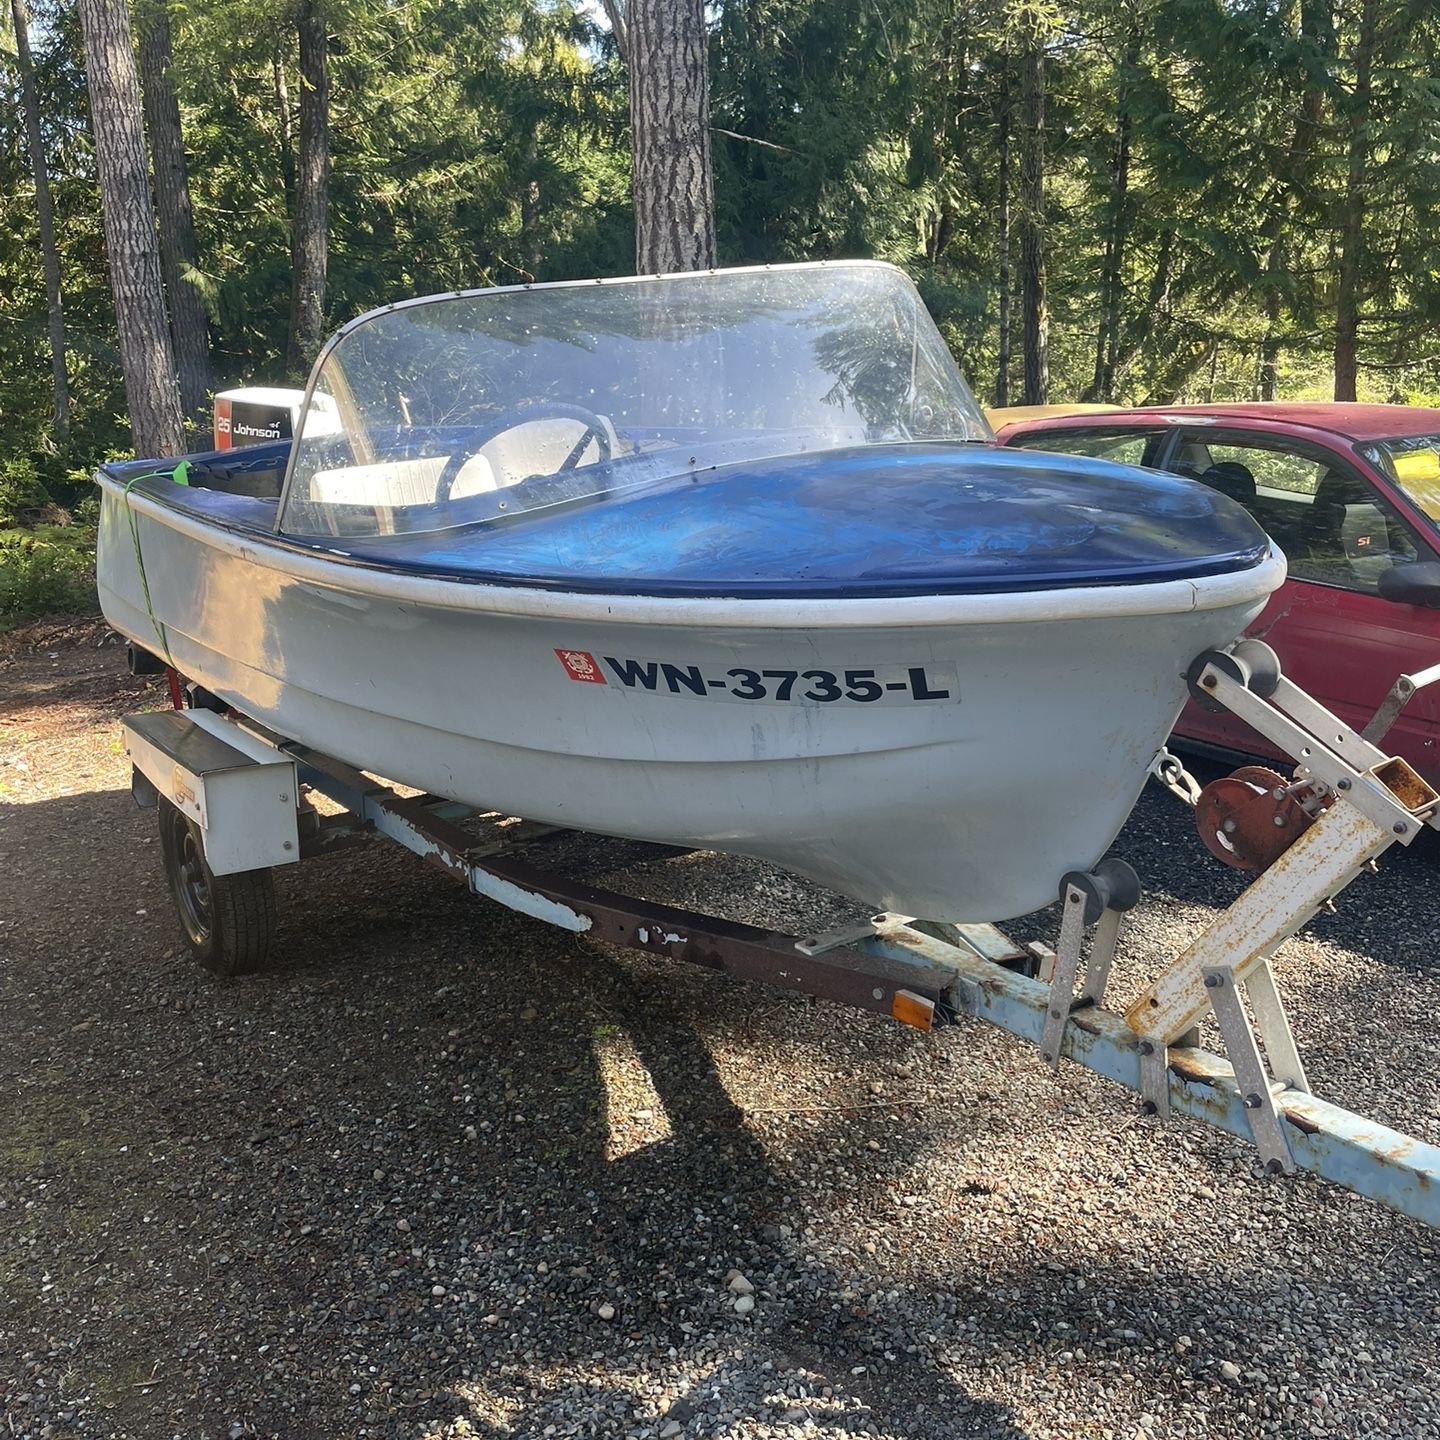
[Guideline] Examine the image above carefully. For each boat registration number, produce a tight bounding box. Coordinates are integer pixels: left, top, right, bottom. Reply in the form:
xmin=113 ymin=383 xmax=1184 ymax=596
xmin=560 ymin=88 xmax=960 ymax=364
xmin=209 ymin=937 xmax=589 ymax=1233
xmin=555 ymin=649 xmax=958 ymax=704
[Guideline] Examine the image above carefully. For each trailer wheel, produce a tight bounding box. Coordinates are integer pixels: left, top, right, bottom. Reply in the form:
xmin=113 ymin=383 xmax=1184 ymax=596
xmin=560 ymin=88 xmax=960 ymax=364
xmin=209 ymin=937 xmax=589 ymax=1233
xmin=157 ymin=798 xmax=276 ymax=976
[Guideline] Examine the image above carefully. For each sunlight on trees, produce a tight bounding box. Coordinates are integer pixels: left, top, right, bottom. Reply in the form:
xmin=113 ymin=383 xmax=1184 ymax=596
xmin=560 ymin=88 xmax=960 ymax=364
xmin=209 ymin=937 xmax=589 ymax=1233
xmin=0 ymin=0 xmax=1436 ymax=509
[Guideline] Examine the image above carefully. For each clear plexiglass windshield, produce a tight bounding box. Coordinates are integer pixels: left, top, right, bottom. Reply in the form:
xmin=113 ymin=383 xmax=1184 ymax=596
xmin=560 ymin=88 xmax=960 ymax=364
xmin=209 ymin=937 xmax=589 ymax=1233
xmin=279 ymin=262 xmax=990 ymax=537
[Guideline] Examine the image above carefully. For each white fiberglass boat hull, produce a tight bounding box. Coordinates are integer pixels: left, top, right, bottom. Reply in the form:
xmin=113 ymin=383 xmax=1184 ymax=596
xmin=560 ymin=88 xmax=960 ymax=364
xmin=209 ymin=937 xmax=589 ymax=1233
xmin=98 ymin=481 xmax=1283 ymax=921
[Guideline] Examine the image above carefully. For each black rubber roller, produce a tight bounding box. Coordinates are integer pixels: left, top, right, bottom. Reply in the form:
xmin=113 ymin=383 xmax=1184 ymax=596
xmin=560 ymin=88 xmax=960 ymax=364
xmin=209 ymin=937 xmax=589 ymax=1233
xmin=1186 ymin=650 xmax=1244 ymax=712
xmin=1186 ymin=641 xmax=1284 ymax=711
xmin=1231 ymin=638 xmax=1283 ymax=698
xmin=1059 ymin=857 xmax=1142 ymax=925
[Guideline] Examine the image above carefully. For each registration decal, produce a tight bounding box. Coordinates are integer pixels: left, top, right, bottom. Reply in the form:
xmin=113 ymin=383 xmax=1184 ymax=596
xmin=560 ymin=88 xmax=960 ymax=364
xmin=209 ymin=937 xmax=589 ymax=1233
xmin=554 ymin=648 xmax=607 ymax=684
xmin=556 ymin=650 xmax=957 ymax=704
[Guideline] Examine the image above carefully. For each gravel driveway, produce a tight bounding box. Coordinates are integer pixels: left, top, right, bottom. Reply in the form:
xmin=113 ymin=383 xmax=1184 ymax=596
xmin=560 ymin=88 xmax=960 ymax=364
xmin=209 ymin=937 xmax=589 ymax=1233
xmin=3 ymin=620 xmax=1438 ymax=1440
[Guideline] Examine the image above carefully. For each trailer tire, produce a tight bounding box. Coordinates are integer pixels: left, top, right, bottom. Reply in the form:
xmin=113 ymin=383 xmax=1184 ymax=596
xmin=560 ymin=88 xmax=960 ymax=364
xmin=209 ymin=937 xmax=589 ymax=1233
xmin=157 ymin=798 xmax=276 ymax=976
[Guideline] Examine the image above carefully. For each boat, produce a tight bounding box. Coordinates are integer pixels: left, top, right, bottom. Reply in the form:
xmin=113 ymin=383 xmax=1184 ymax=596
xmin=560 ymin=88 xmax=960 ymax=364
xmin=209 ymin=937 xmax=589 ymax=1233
xmin=96 ymin=261 xmax=1284 ymax=922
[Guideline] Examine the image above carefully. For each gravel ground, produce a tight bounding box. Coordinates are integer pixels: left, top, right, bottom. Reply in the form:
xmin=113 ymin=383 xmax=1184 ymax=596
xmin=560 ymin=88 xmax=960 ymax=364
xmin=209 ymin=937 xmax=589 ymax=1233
xmin=2 ymin=618 xmax=1438 ymax=1440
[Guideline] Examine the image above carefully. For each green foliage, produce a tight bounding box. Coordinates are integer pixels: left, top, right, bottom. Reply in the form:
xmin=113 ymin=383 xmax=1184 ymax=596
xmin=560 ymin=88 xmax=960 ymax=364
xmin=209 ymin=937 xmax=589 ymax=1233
xmin=711 ymin=0 xmax=1440 ymax=407
xmin=0 ymin=459 xmax=51 ymax=527
xmin=1 ymin=1 xmax=129 ymax=468
xmin=165 ymin=0 xmax=632 ymax=389
xmin=1 ymin=0 xmax=631 ymax=465
xmin=0 ymin=524 xmax=97 ymax=627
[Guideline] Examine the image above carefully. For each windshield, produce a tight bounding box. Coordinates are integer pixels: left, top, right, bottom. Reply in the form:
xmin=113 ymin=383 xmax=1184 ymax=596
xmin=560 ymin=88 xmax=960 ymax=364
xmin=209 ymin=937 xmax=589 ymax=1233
xmin=278 ymin=262 xmax=989 ymax=537
xmin=1361 ymin=434 xmax=1440 ymax=532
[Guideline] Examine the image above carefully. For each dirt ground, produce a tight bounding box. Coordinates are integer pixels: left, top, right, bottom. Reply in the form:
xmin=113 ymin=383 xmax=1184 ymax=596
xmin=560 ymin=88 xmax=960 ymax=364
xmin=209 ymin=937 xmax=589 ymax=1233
xmin=2 ymin=620 xmax=1438 ymax=1440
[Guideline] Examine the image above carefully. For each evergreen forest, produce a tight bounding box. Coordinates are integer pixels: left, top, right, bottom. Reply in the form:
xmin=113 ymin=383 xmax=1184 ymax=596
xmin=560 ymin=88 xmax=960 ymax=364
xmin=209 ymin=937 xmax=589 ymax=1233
xmin=2 ymin=0 xmax=1439 ymax=539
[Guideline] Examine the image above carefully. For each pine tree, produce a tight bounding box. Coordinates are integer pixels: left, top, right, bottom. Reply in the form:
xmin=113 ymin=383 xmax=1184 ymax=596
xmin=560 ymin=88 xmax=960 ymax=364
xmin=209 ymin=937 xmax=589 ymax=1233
xmin=136 ymin=0 xmax=213 ymax=429
xmin=608 ymin=0 xmax=715 ymax=272
xmin=75 ymin=0 xmax=184 ymax=457
xmin=287 ymin=0 xmax=329 ymax=376
xmin=1016 ymin=4 xmax=1049 ymax=404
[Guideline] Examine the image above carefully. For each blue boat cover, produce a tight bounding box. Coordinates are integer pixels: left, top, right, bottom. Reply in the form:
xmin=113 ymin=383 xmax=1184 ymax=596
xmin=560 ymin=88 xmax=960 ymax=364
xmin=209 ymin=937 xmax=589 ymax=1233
xmin=117 ymin=442 xmax=1273 ymax=599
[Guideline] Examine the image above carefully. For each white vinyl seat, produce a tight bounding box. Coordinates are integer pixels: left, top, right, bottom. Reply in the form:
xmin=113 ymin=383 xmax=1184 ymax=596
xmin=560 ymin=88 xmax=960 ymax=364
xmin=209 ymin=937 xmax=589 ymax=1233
xmin=306 ymin=413 xmax=616 ymax=510
xmin=309 ymin=453 xmax=498 ymax=508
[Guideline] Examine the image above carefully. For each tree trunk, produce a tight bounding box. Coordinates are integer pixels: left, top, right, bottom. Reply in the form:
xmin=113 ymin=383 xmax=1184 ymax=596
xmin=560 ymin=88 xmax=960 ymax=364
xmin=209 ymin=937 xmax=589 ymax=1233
xmin=287 ymin=0 xmax=330 ymax=378
xmin=1089 ymin=34 xmax=1135 ymax=402
xmin=274 ymin=48 xmax=296 ymax=209
xmin=1260 ymin=0 xmax=1331 ymax=400
xmin=1102 ymin=131 xmax=1130 ymax=396
xmin=136 ymin=0 xmax=212 ymax=431
xmin=1018 ymin=28 xmax=1047 ymax=405
xmin=521 ymin=129 xmax=542 ymax=277
xmin=1334 ymin=0 xmax=1376 ymax=403
xmin=928 ymin=22 xmax=963 ymax=265
xmin=994 ymin=54 xmax=1011 ymax=408
xmin=1146 ymin=335 xmax=1212 ymax=406
xmin=626 ymin=0 xmax=716 ymax=273
xmin=10 ymin=0 xmax=69 ymax=440
xmin=1110 ymin=226 xmax=1175 ymax=391
xmin=600 ymin=0 xmax=628 ymax=61
xmin=1258 ymin=223 xmax=1283 ymax=401
xmin=76 ymin=0 xmax=184 ymax=458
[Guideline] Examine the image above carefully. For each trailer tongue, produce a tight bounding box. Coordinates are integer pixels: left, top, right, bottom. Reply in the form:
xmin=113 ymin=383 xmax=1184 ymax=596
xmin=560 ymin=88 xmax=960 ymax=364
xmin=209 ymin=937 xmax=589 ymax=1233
xmin=122 ymin=641 xmax=1440 ymax=1230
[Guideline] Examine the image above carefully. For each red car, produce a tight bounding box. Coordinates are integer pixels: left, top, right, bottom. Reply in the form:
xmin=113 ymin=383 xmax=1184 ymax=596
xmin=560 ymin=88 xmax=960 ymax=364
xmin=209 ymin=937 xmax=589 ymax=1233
xmin=997 ymin=403 xmax=1440 ymax=785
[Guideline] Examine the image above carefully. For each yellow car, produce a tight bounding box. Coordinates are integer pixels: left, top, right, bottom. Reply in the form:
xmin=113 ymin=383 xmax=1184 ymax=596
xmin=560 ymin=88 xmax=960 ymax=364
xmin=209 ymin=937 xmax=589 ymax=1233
xmin=984 ymin=403 xmax=1121 ymax=439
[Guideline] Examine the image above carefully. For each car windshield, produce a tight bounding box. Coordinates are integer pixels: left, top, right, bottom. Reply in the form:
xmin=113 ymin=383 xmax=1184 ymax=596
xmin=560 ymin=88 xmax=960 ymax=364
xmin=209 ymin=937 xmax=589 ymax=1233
xmin=1361 ymin=434 xmax=1440 ymax=532
xmin=278 ymin=262 xmax=989 ymax=537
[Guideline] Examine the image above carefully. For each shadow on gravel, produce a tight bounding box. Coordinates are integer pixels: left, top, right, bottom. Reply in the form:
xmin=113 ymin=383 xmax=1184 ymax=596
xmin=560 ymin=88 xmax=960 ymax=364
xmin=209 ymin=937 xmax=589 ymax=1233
xmin=962 ymin=1239 xmax=1439 ymax=1437
xmin=2 ymin=785 xmax=1033 ymax=1439
xmin=424 ymin=951 xmax=1034 ymax=1440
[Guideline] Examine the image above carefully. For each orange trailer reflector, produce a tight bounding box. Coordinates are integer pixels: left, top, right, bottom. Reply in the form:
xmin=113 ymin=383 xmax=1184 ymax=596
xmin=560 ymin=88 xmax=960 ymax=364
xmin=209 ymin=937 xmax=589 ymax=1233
xmin=892 ymin=989 xmax=935 ymax=1031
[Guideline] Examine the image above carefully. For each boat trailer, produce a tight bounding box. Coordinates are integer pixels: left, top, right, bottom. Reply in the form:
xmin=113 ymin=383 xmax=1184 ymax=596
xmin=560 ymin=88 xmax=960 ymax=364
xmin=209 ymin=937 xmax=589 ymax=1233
xmin=121 ymin=641 xmax=1440 ymax=1230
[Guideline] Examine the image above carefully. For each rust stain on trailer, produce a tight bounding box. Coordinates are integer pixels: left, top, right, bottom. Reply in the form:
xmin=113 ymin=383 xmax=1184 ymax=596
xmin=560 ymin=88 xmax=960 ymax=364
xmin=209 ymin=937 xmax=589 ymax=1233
xmin=1168 ymin=1050 xmax=1221 ymax=1088
xmin=1372 ymin=756 xmax=1438 ymax=813
xmin=1168 ymin=1045 xmax=1435 ymax=1192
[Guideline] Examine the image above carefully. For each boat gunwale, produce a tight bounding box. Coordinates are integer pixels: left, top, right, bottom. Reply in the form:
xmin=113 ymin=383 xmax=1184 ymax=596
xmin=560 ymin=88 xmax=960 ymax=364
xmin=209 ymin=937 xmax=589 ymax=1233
xmin=99 ymin=470 xmax=1288 ymax=630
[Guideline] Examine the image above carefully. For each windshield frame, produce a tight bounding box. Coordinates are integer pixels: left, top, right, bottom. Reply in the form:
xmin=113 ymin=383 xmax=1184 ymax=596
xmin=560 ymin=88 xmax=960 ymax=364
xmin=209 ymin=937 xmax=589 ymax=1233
xmin=272 ymin=259 xmax=990 ymax=535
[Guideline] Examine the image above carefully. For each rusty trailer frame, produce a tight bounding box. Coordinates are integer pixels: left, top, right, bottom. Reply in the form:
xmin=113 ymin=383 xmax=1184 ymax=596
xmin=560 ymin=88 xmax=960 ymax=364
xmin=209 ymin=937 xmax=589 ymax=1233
xmin=123 ymin=643 xmax=1440 ymax=1231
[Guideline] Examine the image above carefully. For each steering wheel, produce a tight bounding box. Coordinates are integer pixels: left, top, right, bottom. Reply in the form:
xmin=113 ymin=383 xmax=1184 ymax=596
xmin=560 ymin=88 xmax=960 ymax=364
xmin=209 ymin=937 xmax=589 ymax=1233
xmin=435 ymin=402 xmax=613 ymax=503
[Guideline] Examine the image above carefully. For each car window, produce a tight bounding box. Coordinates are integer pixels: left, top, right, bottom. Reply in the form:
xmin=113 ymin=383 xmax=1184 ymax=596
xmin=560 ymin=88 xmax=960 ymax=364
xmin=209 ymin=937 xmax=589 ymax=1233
xmin=1166 ymin=431 xmax=1418 ymax=594
xmin=1359 ymin=434 xmax=1440 ymax=538
xmin=1007 ymin=427 xmax=1163 ymax=467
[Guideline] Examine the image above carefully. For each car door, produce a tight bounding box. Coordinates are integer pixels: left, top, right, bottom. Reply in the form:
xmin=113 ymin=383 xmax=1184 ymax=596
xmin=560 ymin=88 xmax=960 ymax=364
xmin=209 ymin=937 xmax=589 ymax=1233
xmin=1158 ymin=427 xmax=1440 ymax=783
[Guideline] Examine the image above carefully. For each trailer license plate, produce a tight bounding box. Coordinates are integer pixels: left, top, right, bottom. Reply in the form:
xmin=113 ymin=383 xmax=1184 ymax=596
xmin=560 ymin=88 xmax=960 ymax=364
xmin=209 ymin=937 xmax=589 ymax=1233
xmin=554 ymin=649 xmax=957 ymax=704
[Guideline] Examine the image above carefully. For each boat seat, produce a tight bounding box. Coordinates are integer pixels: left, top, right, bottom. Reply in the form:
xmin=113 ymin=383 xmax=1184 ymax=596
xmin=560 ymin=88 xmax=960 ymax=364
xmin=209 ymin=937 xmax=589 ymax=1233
xmin=306 ymin=415 xmax=617 ymax=509
xmin=308 ymin=453 xmax=498 ymax=507
xmin=1199 ymin=461 xmax=1257 ymax=504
